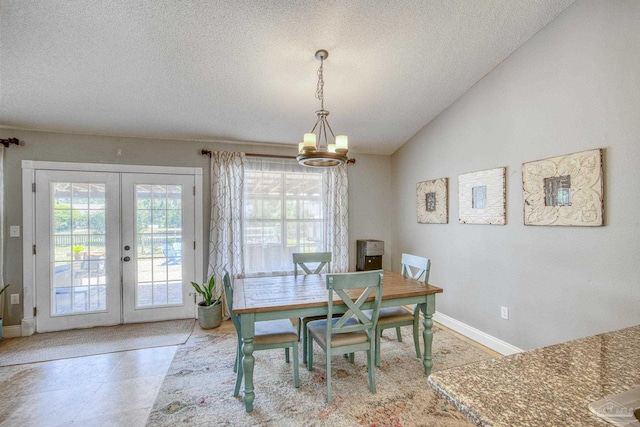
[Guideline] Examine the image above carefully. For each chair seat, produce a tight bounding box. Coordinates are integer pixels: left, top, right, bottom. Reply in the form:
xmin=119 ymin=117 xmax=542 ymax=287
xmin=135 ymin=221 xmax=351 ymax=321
xmin=364 ymin=307 xmax=414 ymax=324
xmin=307 ymin=318 xmax=368 ymax=347
xmin=297 ymin=313 xmax=344 ymax=364
xmin=254 ymin=319 xmax=298 ymax=345
xmin=378 ymin=307 xmax=415 ymax=324
xmin=291 ymin=314 xmax=327 ymax=331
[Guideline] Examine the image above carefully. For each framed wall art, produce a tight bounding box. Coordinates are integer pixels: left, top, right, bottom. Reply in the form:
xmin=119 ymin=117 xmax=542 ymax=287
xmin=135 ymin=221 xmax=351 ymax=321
xmin=522 ymin=148 xmax=604 ymax=226
xmin=416 ymin=177 xmax=448 ymax=224
xmin=458 ymin=167 xmax=506 ymax=225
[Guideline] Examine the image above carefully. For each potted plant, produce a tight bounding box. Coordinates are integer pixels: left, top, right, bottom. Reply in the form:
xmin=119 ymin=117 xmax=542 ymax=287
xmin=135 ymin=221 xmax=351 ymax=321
xmin=191 ymin=275 xmax=222 ymax=329
xmin=0 ymin=283 xmax=10 ymax=340
xmin=72 ymin=245 xmax=85 ymax=260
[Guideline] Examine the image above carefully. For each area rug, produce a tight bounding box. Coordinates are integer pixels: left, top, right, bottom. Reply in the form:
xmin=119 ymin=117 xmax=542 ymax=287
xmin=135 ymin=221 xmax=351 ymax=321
xmin=147 ymin=323 xmax=497 ymax=426
xmin=0 ymin=319 xmax=194 ymax=367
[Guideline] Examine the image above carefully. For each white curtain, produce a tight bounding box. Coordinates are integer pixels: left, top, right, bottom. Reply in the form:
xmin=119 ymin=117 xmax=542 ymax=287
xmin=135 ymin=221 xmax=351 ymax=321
xmin=0 ymin=147 xmax=4 ymax=320
xmin=208 ymin=151 xmax=245 ymax=317
xmin=322 ymin=164 xmax=349 ymax=272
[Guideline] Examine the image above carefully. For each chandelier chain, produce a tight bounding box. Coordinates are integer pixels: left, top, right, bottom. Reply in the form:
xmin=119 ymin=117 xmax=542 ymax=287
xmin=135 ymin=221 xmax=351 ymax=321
xmin=315 ymin=57 xmax=324 ymax=110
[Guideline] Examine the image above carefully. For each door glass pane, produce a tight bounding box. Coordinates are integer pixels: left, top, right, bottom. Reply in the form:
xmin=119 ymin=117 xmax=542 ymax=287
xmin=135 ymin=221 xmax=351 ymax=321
xmin=52 ymin=182 xmax=107 ymax=315
xmin=135 ymin=184 xmax=183 ymax=307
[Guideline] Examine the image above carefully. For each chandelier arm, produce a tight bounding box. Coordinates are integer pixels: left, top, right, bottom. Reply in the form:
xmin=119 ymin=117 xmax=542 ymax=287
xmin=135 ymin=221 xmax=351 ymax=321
xmin=310 ymin=117 xmax=322 ymax=133
xmin=324 ymin=119 xmax=336 ymax=139
xmin=317 ymin=120 xmax=324 ymax=149
xmin=321 ymin=119 xmax=332 ymax=150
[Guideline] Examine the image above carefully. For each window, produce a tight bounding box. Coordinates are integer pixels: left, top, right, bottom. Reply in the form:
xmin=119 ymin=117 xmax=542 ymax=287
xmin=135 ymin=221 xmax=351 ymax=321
xmin=243 ymin=158 xmax=325 ymax=276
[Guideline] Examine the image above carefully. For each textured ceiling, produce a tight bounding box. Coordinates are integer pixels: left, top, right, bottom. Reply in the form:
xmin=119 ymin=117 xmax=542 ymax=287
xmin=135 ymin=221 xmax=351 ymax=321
xmin=0 ymin=1 xmax=574 ymax=155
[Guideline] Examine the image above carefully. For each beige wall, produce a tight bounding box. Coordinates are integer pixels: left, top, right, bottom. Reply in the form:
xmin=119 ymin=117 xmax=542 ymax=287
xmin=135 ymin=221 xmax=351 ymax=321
xmin=0 ymin=130 xmax=392 ymax=327
xmin=391 ymin=0 xmax=640 ymax=350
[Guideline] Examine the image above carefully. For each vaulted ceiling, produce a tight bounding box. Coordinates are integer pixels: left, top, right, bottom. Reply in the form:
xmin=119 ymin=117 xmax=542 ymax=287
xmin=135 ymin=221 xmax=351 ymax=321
xmin=0 ymin=1 xmax=574 ymax=155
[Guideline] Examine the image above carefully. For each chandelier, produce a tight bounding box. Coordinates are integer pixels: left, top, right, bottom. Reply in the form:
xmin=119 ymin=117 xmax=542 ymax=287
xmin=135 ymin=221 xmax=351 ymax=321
xmin=296 ymin=49 xmax=349 ymax=167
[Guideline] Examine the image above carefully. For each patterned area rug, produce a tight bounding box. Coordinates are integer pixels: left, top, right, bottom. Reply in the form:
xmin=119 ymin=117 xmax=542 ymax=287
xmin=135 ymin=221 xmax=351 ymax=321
xmin=147 ymin=323 xmax=496 ymax=426
xmin=0 ymin=319 xmax=195 ymax=367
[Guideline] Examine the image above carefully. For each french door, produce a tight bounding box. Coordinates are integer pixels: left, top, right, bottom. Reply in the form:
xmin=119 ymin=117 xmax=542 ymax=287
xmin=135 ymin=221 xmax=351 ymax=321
xmin=121 ymin=173 xmax=196 ymax=323
xmin=33 ymin=167 xmax=199 ymax=333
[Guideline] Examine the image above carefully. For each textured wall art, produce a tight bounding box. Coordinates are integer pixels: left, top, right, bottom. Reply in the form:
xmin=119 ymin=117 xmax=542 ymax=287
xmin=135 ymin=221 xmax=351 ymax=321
xmin=416 ymin=177 xmax=448 ymax=224
xmin=458 ymin=167 xmax=506 ymax=225
xmin=522 ymin=148 xmax=604 ymax=226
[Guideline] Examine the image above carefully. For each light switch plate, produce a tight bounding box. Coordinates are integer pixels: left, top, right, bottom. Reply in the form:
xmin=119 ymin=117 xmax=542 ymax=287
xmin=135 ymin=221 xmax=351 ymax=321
xmin=10 ymin=225 xmax=20 ymax=237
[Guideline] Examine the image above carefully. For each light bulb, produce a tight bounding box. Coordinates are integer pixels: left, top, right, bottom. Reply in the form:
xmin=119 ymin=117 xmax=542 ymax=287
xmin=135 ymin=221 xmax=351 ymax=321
xmin=335 ymin=135 xmax=348 ymax=153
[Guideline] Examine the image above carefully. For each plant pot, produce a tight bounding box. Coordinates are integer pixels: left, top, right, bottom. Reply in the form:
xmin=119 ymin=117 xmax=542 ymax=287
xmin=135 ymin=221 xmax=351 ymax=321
xmin=197 ymin=302 xmax=222 ymax=329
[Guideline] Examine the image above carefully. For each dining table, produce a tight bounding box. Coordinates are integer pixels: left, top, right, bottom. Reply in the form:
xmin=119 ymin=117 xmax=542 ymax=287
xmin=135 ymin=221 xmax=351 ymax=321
xmin=232 ymin=270 xmax=444 ymax=412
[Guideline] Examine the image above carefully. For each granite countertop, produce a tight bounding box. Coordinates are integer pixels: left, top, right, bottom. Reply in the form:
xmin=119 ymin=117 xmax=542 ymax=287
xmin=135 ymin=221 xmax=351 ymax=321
xmin=428 ymin=325 xmax=640 ymax=426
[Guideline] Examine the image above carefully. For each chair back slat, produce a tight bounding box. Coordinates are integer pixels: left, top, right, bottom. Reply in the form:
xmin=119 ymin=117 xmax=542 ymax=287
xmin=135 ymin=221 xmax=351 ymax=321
xmin=223 ymin=272 xmax=241 ymax=332
xmin=401 ymin=253 xmax=430 ymax=283
xmin=293 ymin=252 xmax=332 ymax=277
xmin=332 ymin=287 xmax=374 ymax=327
xmin=326 ymin=270 xmax=383 ymax=337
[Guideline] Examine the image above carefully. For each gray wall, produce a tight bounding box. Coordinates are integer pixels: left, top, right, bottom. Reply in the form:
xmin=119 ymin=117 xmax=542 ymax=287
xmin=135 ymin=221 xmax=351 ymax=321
xmin=391 ymin=0 xmax=640 ymax=350
xmin=5 ymin=0 xmax=636 ymax=350
xmin=0 ymin=130 xmax=392 ymax=327
xmin=347 ymin=154 xmax=395 ymax=271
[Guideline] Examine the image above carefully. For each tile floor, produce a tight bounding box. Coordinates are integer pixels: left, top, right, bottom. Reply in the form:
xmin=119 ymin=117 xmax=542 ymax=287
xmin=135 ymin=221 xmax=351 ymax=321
xmin=0 ymin=345 xmax=177 ymax=427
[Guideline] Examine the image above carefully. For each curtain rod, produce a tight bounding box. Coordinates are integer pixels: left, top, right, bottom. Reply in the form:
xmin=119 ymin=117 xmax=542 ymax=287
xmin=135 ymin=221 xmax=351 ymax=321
xmin=200 ymin=149 xmax=355 ymax=164
xmin=0 ymin=138 xmax=19 ymax=148
xmin=201 ymin=149 xmax=295 ymax=160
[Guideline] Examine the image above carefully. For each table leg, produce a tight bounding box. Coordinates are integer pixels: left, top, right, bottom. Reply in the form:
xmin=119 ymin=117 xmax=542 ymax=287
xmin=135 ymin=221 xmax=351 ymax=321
xmin=240 ymin=314 xmax=256 ymax=412
xmin=422 ymin=295 xmax=436 ymax=376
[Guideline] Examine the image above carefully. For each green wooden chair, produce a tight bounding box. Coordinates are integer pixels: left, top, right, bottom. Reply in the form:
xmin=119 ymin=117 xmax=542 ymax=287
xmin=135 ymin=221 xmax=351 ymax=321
xmin=291 ymin=252 xmax=332 ymax=364
xmin=293 ymin=252 xmax=331 ymax=278
xmin=366 ymin=253 xmax=430 ymax=367
xmin=306 ymin=270 xmax=383 ymax=403
xmin=223 ymin=272 xmax=299 ymax=397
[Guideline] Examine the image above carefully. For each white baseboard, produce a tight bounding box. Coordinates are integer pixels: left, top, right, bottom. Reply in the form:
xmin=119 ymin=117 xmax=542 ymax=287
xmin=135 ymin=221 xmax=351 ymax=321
xmin=2 ymin=324 xmax=23 ymax=339
xmin=433 ymin=312 xmax=523 ymax=356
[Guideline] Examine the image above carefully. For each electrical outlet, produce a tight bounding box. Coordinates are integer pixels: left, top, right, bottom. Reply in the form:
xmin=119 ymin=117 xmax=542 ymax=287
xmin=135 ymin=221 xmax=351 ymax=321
xmin=10 ymin=225 xmax=20 ymax=237
xmin=10 ymin=293 xmax=19 ymax=304
xmin=501 ymin=306 xmax=509 ymax=320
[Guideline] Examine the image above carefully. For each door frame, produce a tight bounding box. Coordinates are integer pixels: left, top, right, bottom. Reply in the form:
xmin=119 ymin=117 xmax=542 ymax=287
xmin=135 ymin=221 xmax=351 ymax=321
xmin=21 ymin=160 xmax=203 ymax=336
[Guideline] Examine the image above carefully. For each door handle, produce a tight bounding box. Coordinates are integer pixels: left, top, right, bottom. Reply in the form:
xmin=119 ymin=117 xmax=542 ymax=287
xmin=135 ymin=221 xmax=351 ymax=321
xmin=123 ymin=256 xmax=131 ymax=262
